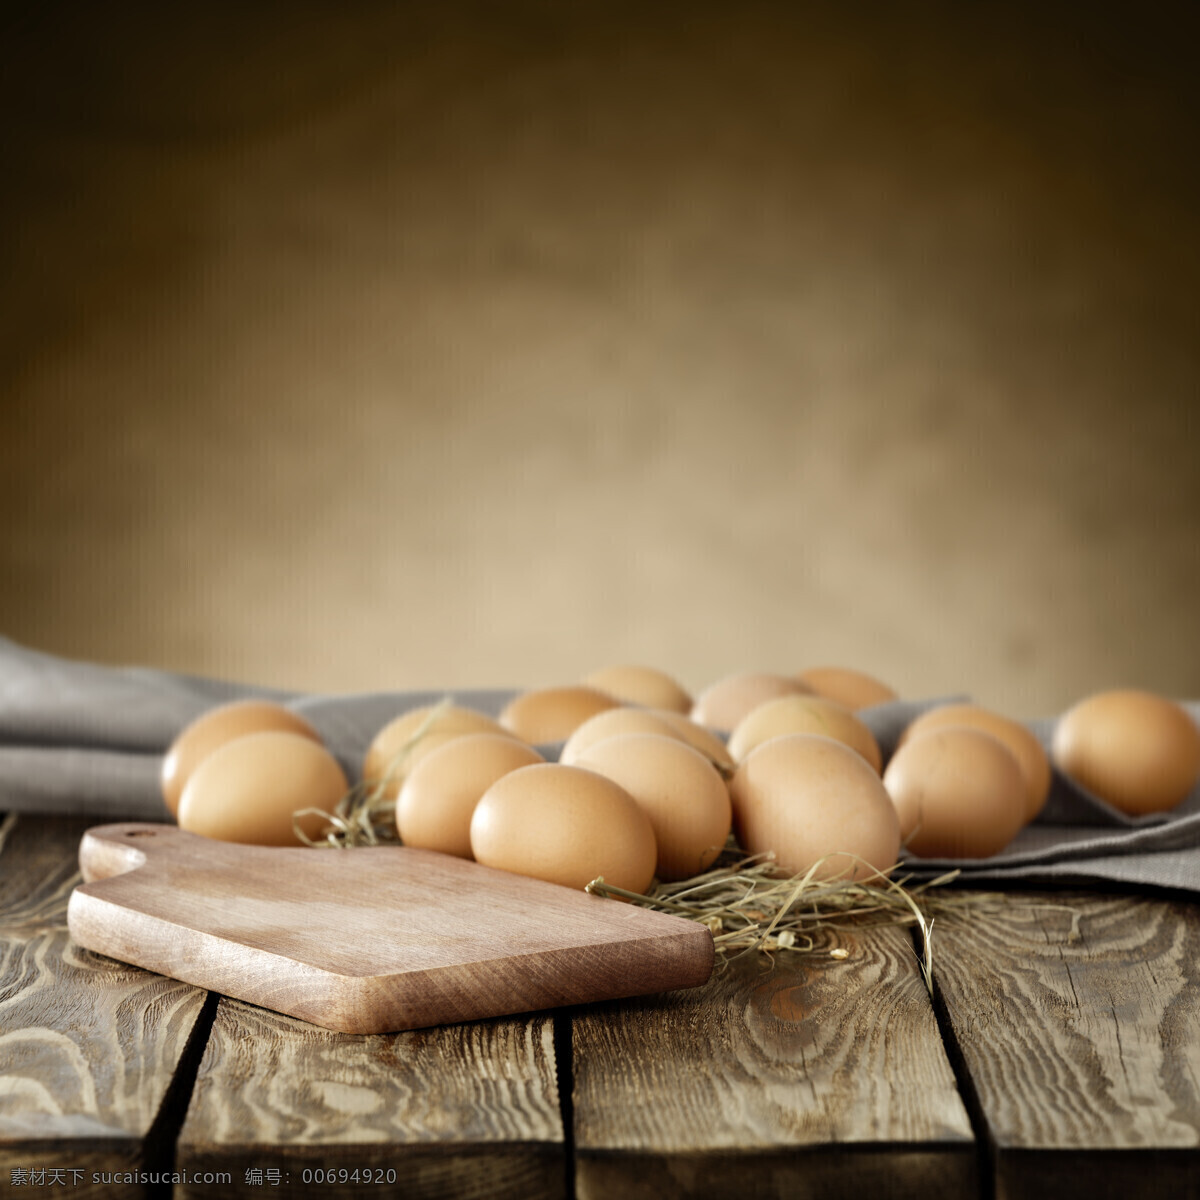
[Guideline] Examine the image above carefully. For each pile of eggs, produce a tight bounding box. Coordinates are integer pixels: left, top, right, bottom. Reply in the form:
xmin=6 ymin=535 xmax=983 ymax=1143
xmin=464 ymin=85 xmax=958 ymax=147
xmin=163 ymin=665 xmax=1200 ymax=893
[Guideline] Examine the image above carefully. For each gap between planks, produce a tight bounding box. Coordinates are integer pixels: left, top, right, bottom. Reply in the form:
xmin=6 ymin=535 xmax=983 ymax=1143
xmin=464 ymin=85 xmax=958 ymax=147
xmin=923 ymin=888 xmax=1200 ymax=1200
xmin=914 ymin=918 xmax=997 ymax=1200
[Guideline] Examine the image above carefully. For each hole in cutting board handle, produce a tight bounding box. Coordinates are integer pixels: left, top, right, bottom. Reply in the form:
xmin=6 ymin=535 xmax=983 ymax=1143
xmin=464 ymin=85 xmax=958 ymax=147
xmin=78 ymin=823 xmax=172 ymax=884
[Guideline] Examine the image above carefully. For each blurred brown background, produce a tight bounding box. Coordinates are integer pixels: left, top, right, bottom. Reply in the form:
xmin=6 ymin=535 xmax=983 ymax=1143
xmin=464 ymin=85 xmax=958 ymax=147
xmin=2 ymin=1 xmax=1197 ymax=718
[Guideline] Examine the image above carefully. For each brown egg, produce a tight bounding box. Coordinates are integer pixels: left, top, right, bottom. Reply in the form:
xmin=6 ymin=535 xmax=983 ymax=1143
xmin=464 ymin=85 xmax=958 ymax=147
xmin=396 ymin=733 xmax=544 ymax=858
xmin=498 ymin=686 xmax=622 ymax=744
xmin=575 ymin=734 xmax=732 ymax=881
xmin=178 ymin=730 xmax=347 ymax=846
xmin=795 ymin=666 xmax=898 ymax=710
xmin=900 ymin=703 xmax=1051 ymax=823
xmin=364 ymin=705 xmax=509 ymax=801
xmin=583 ymin=665 xmax=693 ymax=714
xmin=729 ymin=694 xmax=882 ymax=772
xmin=161 ymin=700 xmax=322 ymax=817
xmin=883 ymin=728 xmax=1027 ymax=858
xmin=690 ymin=672 xmax=813 ymax=732
xmin=646 ymin=710 xmax=736 ymax=774
xmin=1052 ymin=689 xmax=1200 ymax=815
xmin=729 ymin=734 xmax=901 ymax=880
xmin=560 ymin=707 xmax=691 ymax=765
xmin=470 ymin=763 xmax=657 ymax=894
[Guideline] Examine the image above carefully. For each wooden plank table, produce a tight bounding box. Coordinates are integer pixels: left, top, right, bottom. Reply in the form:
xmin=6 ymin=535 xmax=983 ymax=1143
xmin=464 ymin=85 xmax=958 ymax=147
xmin=2 ymin=813 xmax=1198 ymax=1199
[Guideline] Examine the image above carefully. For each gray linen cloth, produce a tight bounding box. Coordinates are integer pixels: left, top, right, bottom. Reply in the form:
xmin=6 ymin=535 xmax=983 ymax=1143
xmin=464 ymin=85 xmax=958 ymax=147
xmin=1 ymin=637 xmax=1197 ymax=895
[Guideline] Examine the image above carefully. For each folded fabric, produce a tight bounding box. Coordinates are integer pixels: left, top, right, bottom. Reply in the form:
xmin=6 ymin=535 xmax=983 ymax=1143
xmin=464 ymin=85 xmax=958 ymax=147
xmin=1 ymin=636 xmax=1196 ymax=894
xmin=0 ymin=636 xmax=518 ymax=813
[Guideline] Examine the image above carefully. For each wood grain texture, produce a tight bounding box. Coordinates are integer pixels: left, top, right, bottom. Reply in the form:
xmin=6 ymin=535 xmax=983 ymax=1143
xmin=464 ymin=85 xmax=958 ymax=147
xmin=932 ymin=891 xmax=1200 ymax=1200
xmin=69 ymin=823 xmax=714 ymax=1033
xmin=572 ymin=922 xmax=975 ymax=1200
xmin=0 ymin=814 xmax=209 ymax=1199
xmin=0 ymin=814 xmax=90 ymax=921
xmin=177 ymin=995 xmax=564 ymax=1200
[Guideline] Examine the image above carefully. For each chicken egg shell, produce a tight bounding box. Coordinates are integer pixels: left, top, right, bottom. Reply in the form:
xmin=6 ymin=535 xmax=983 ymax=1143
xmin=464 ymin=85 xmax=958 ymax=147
xmin=470 ymin=763 xmax=656 ymax=894
xmin=583 ymin=665 xmax=693 ymax=714
xmin=729 ymin=734 xmax=900 ymax=880
xmin=729 ymin=694 xmax=882 ymax=772
xmin=795 ymin=666 xmax=898 ymax=710
xmin=397 ymin=733 xmax=544 ymax=858
xmin=560 ymin=707 xmax=691 ymax=765
xmin=498 ymin=686 xmax=622 ymax=745
xmin=364 ymin=705 xmax=509 ymax=800
xmin=574 ymin=733 xmax=732 ymax=881
xmin=645 ymin=709 xmax=736 ymax=774
xmin=899 ymin=703 xmax=1050 ymax=822
xmin=691 ymin=672 xmax=813 ymax=733
xmin=883 ymin=727 xmax=1027 ymax=858
xmin=161 ymin=700 xmax=322 ymax=817
xmin=178 ymin=730 xmax=348 ymax=846
xmin=1052 ymin=689 xmax=1200 ymax=815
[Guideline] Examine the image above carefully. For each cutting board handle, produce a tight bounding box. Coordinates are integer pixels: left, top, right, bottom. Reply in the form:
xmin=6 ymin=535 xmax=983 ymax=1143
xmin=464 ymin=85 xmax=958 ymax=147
xmin=79 ymin=822 xmax=182 ymax=884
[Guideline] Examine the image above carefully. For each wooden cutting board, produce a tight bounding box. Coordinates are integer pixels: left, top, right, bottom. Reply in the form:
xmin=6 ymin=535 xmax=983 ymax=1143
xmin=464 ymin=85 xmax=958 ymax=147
xmin=67 ymin=823 xmax=714 ymax=1034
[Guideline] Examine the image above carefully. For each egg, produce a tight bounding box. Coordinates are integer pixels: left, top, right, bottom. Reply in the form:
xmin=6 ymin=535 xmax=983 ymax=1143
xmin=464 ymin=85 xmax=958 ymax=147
xmin=396 ymin=733 xmax=544 ymax=858
xmin=498 ymin=686 xmax=622 ymax=744
xmin=729 ymin=734 xmax=901 ymax=880
xmin=583 ymin=665 xmax=693 ymax=714
xmin=645 ymin=710 xmax=736 ymax=774
xmin=795 ymin=666 xmax=898 ymax=710
xmin=691 ymin=672 xmax=813 ymax=732
xmin=560 ymin=707 xmax=691 ymax=765
xmin=574 ymin=733 xmax=732 ymax=881
xmin=364 ymin=705 xmax=509 ymax=800
xmin=899 ymin=703 xmax=1051 ymax=823
xmin=178 ymin=730 xmax=348 ymax=845
xmin=728 ymin=694 xmax=882 ymax=772
xmin=1052 ymin=689 xmax=1200 ymax=815
xmin=470 ymin=763 xmax=657 ymax=893
xmin=883 ymin=728 xmax=1027 ymax=858
xmin=161 ymin=700 xmax=322 ymax=817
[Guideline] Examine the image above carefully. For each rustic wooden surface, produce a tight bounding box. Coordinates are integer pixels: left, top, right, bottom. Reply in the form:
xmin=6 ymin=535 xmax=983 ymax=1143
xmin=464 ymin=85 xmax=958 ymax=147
xmin=69 ymin=822 xmax=714 ymax=1034
xmin=933 ymin=890 xmax=1200 ymax=1200
xmin=571 ymin=920 xmax=976 ymax=1200
xmin=176 ymin=996 xmax=564 ymax=1200
xmin=0 ymin=814 xmax=209 ymax=1200
xmin=4 ymin=814 xmax=1200 ymax=1200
